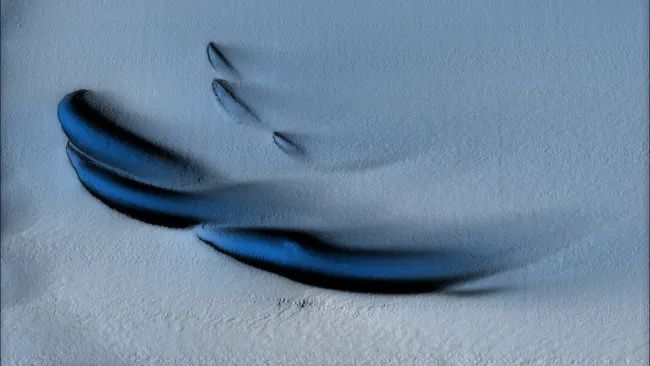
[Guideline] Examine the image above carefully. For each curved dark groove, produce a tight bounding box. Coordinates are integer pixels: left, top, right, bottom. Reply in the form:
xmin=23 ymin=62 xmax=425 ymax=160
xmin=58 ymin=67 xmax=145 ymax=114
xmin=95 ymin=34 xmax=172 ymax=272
xmin=58 ymin=90 xmax=203 ymax=186
xmin=197 ymin=227 xmax=491 ymax=293
xmin=66 ymin=143 xmax=203 ymax=228
xmin=207 ymin=42 xmax=236 ymax=75
xmin=211 ymin=79 xmax=257 ymax=120
xmin=272 ymin=132 xmax=303 ymax=157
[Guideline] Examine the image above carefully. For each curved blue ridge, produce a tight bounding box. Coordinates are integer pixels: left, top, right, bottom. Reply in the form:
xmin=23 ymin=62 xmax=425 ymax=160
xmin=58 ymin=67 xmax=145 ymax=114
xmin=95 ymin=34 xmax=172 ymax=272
xmin=58 ymin=90 xmax=492 ymax=292
xmin=66 ymin=143 xmax=206 ymax=228
xmin=197 ymin=227 xmax=488 ymax=293
xmin=58 ymin=90 xmax=201 ymax=186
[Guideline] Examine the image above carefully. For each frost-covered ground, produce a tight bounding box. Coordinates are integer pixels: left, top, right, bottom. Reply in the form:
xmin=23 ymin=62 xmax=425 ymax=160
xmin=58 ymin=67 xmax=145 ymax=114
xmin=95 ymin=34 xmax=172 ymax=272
xmin=1 ymin=1 xmax=648 ymax=364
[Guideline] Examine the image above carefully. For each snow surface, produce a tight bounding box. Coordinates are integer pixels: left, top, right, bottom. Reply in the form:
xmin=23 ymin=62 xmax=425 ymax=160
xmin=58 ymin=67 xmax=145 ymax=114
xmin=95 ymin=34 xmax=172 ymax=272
xmin=1 ymin=1 xmax=648 ymax=364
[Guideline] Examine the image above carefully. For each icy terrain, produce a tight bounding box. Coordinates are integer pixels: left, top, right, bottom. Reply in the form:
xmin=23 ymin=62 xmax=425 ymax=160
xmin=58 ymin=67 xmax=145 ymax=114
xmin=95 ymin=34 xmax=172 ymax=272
xmin=1 ymin=1 xmax=648 ymax=364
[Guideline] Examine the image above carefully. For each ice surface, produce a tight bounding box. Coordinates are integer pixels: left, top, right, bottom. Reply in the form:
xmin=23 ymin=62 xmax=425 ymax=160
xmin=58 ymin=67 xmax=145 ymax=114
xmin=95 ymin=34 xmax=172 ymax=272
xmin=1 ymin=1 xmax=647 ymax=364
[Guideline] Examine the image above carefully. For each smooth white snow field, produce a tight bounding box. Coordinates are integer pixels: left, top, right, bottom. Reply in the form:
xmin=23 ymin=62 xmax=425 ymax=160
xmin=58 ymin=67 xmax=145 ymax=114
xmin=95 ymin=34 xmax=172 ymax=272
xmin=1 ymin=1 xmax=648 ymax=364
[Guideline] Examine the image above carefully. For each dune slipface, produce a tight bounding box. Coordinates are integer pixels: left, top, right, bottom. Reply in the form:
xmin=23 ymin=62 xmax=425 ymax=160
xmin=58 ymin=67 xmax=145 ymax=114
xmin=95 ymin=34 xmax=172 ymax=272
xmin=272 ymin=132 xmax=302 ymax=156
xmin=58 ymin=90 xmax=492 ymax=292
xmin=196 ymin=227 xmax=488 ymax=293
xmin=207 ymin=42 xmax=236 ymax=77
xmin=57 ymin=90 xmax=203 ymax=186
xmin=211 ymin=79 xmax=255 ymax=120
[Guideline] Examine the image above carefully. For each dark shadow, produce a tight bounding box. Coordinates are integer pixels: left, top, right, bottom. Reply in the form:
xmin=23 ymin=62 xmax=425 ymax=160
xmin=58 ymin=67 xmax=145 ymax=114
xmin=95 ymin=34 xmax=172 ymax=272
xmin=201 ymin=239 xmax=479 ymax=294
xmin=207 ymin=42 xmax=240 ymax=78
xmin=317 ymin=207 xmax=596 ymax=287
xmin=441 ymin=286 xmax=516 ymax=298
xmin=66 ymin=143 xmax=202 ymax=228
xmin=197 ymin=227 xmax=511 ymax=294
xmin=60 ymin=90 xmax=215 ymax=188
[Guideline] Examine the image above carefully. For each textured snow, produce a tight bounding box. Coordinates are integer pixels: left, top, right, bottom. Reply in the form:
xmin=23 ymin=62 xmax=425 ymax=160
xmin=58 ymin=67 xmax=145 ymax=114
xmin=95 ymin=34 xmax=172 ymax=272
xmin=1 ymin=1 xmax=648 ymax=364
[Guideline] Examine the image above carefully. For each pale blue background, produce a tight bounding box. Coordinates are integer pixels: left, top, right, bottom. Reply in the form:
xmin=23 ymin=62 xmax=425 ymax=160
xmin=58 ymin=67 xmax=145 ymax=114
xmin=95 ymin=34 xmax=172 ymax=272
xmin=1 ymin=1 xmax=648 ymax=364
